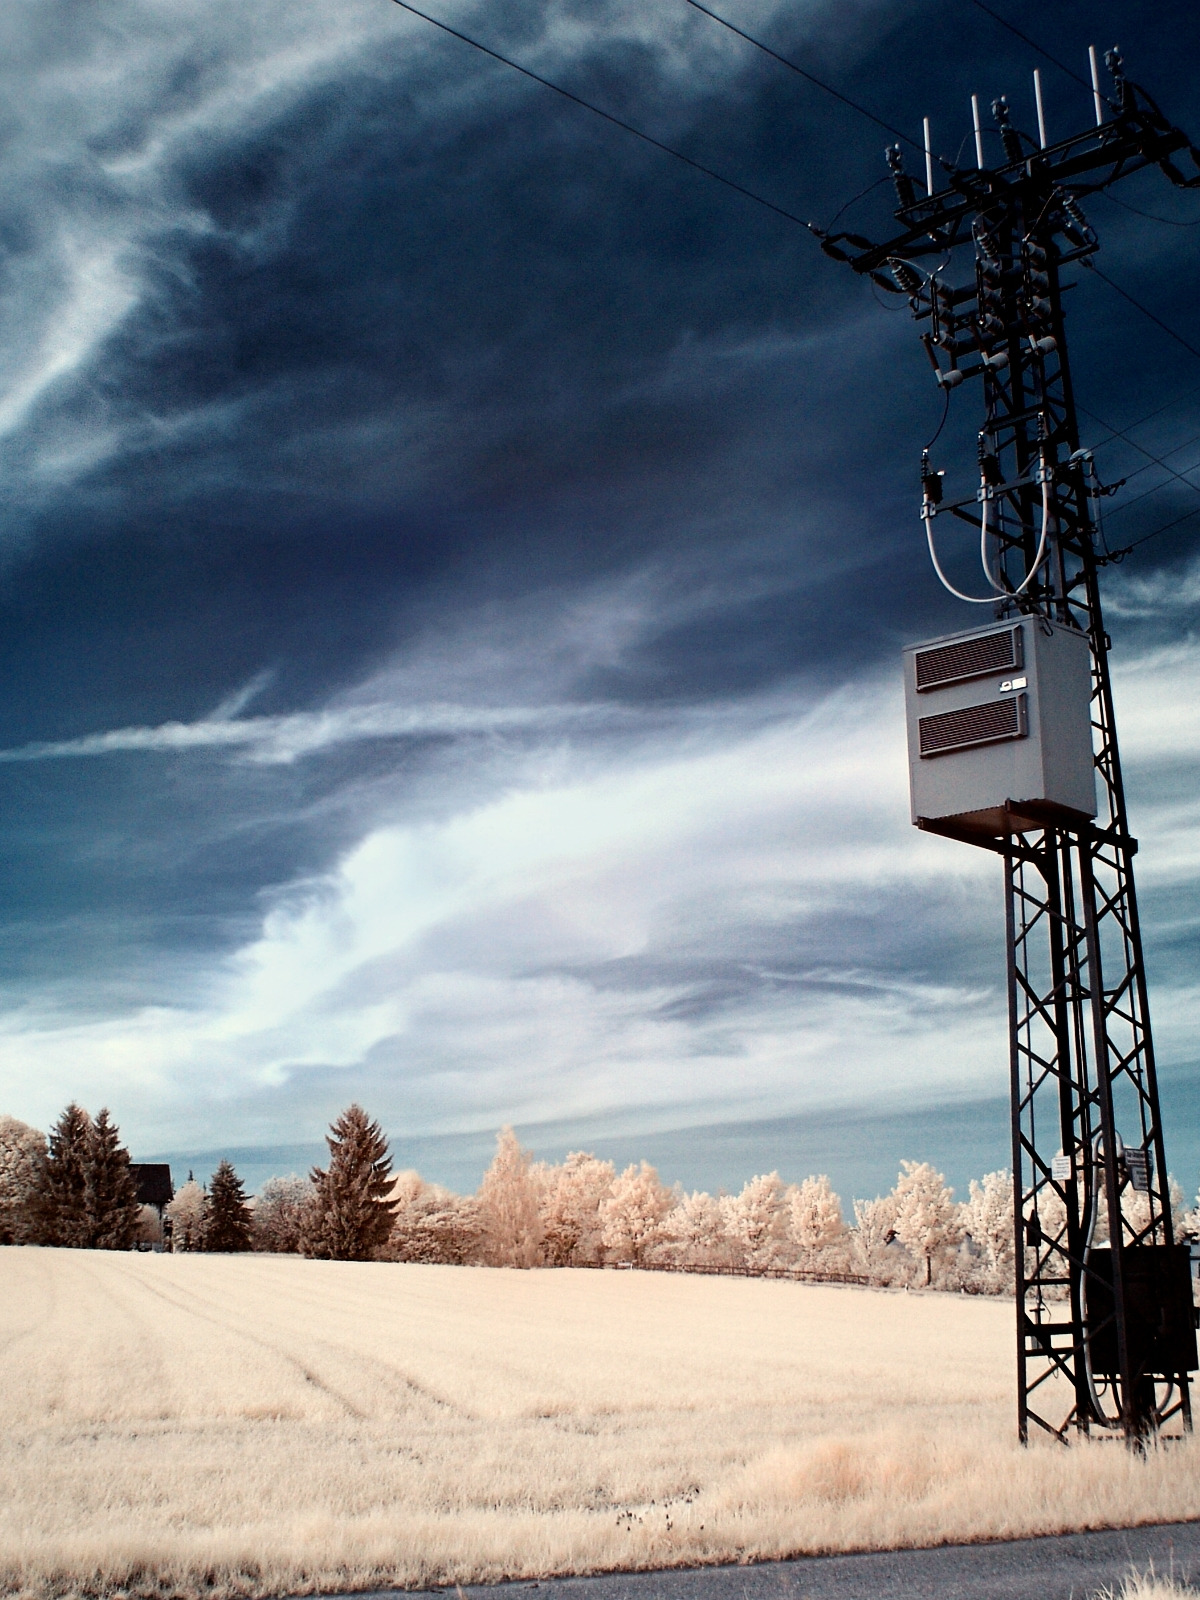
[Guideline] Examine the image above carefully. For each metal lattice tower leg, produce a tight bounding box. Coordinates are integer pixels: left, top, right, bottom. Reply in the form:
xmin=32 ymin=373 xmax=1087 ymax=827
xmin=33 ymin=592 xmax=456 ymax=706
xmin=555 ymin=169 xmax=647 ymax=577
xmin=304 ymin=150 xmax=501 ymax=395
xmin=1001 ymin=252 xmax=1190 ymax=1440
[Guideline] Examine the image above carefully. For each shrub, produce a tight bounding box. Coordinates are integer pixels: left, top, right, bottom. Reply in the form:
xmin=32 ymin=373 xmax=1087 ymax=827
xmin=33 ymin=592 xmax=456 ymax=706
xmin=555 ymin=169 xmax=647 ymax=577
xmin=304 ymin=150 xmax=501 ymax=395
xmin=387 ymin=1172 xmax=483 ymax=1264
xmin=252 ymin=1175 xmax=314 ymax=1253
xmin=0 ymin=1115 xmax=47 ymax=1245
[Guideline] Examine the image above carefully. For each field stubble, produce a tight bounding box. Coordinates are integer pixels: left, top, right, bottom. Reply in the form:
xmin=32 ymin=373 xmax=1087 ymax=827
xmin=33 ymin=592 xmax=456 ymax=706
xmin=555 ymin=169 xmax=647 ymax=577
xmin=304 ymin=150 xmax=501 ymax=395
xmin=1 ymin=1249 xmax=1198 ymax=1599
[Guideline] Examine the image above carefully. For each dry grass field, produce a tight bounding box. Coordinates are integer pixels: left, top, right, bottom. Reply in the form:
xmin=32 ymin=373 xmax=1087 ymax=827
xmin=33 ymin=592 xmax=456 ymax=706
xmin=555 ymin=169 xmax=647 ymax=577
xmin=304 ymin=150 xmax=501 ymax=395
xmin=1 ymin=1248 xmax=1199 ymax=1600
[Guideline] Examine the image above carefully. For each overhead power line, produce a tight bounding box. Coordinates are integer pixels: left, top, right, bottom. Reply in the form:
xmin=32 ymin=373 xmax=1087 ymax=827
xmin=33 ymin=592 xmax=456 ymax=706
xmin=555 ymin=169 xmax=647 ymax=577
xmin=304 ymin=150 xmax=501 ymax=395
xmin=387 ymin=0 xmax=811 ymax=230
xmin=1104 ymin=190 xmax=1200 ymax=227
xmin=1107 ymin=445 xmax=1200 ymax=516
xmin=1080 ymin=399 xmax=1200 ymax=503
xmin=681 ymin=0 xmax=920 ymax=151
xmin=1085 ymin=262 xmax=1200 ymax=365
xmin=1098 ymin=503 xmax=1200 ymax=565
xmin=968 ymin=0 xmax=1098 ymax=98
xmin=383 ymin=0 xmax=1200 ymax=553
xmin=1088 ymin=380 xmax=1200 ymax=455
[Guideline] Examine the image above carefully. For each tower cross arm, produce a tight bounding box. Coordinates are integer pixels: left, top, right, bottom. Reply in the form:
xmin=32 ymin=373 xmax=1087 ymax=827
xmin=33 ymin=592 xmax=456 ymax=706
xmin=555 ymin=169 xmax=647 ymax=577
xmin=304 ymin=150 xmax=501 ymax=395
xmin=817 ymin=98 xmax=1200 ymax=280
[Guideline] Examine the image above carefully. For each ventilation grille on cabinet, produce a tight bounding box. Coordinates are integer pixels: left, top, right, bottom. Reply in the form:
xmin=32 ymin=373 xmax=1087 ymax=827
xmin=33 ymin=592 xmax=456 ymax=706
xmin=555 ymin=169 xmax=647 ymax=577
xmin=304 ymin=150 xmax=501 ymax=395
xmin=919 ymin=694 xmax=1027 ymax=757
xmin=914 ymin=627 xmax=1021 ymax=691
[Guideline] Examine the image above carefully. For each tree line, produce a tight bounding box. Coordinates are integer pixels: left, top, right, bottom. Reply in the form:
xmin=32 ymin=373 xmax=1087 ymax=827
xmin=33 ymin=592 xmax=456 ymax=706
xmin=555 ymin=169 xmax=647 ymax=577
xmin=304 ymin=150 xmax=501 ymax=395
xmin=0 ymin=1103 xmax=399 ymax=1259
xmin=2 ymin=1104 xmax=1192 ymax=1294
xmin=0 ymin=1104 xmax=146 ymax=1250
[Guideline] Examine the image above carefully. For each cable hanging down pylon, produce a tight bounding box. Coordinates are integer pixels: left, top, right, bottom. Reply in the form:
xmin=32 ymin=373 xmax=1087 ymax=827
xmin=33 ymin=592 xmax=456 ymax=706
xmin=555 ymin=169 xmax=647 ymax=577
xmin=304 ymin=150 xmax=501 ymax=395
xmin=818 ymin=44 xmax=1200 ymax=1448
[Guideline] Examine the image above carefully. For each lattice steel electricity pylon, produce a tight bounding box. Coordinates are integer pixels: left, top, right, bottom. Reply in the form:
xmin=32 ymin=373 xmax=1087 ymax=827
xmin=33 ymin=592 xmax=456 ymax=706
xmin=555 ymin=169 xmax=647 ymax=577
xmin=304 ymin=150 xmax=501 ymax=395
xmin=815 ymin=51 xmax=1200 ymax=1444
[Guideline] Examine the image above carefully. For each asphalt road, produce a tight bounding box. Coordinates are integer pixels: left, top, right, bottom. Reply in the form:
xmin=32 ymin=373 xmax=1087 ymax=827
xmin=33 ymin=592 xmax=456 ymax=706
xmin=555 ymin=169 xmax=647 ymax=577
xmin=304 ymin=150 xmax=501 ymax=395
xmin=348 ymin=1522 xmax=1200 ymax=1600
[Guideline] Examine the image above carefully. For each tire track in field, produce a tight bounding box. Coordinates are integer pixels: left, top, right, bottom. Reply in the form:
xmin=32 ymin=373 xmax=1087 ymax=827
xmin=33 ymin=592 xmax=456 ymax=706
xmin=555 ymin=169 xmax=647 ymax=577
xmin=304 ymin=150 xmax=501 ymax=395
xmin=0 ymin=1247 xmax=60 ymax=1361
xmin=36 ymin=1250 xmax=174 ymax=1411
xmin=103 ymin=1257 xmax=414 ymax=1421
xmin=174 ymin=1257 xmax=485 ymax=1420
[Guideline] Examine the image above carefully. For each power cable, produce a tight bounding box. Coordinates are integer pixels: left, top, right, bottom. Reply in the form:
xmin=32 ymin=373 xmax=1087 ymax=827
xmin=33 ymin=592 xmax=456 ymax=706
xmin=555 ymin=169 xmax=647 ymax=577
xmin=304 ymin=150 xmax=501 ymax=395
xmin=386 ymin=0 xmax=812 ymax=230
xmin=1109 ymin=459 xmax=1200 ymax=517
xmin=824 ymin=173 xmax=891 ymax=231
xmin=1088 ymin=381 xmax=1200 ymax=455
xmin=968 ymin=0 xmax=1105 ymax=101
xmin=1118 ymin=429 xmax=1200 ymax=484
xmin=382 ymin=0 xmax=1200 ymax=551
xmin=1101 ymin=434 xmax=1200 ymax=518
xmin=1097 ymin=504 xmax=1200 ymax=565
xmin=924 ymin=386 xmax=951 ymax=452
xmin=1103 ymin=190 xmax=1200 ymax=228
xmin=1079 ymin=400 xmax=1200 ymax=501
xmin=1084 ymin=262 xmax=1200 ymax=364
xmin=681 ymin=0 xmax=921 ymax=152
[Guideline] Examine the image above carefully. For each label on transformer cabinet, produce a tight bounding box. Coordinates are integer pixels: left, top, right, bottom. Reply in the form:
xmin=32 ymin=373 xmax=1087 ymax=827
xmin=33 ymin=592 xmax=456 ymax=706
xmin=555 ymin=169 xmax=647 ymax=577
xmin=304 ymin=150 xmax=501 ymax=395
xmin=1125 ymin=1149 xmax=1150 ymax=1193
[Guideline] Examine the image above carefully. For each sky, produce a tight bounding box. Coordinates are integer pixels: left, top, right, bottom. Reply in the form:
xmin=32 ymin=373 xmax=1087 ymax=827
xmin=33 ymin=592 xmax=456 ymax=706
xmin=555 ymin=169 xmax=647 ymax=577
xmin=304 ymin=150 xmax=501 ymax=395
xmin=0 ymin=0 xmax=1198 ymax=1200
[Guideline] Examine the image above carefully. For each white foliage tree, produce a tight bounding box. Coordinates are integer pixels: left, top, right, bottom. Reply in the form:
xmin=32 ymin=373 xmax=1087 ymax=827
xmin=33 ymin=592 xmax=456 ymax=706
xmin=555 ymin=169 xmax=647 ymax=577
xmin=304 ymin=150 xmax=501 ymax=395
xmin=1112 ymin=1172 xmax=1188 ymax=1245
xmin=478 ymin=1128 xmax=544 ymax=1268
xmin=788 ymin=1174 xmax=850 ymax=1274
xmin=135 ymin=1205 xmax=164 ymax=1246
xmin=601 ymin=1161 xmax=673 ymax=1266
xmin=538 ymin=1152 xmax=615 ymax=1267
xmin=0 ymin=1115 xmax=47 ymax=1245
xmin=724 ymin=1172 xmax=791 ymax=1272
xmin=660 ymin=1188 xmax=729 ymax=1269
xmin=851 ymin=1192 xmax=903 ymax=1284
xmin=892 ymin=1160 xmax=961 ymax=1287
xmin=252 ymin=1174 xmax=314 ymax=1254
xmin=959 ymin=1169 xmax=1014 ymax=1293
xmin=388 ymin=1170 xmax=482 ymax=1264
xmin=166 ymin=1179 xmax=207 ymax=1253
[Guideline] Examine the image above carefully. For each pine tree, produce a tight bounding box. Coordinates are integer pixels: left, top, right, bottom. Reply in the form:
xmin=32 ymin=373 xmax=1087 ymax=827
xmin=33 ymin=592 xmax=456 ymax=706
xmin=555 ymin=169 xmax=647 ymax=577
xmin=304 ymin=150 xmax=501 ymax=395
xmin=85 ymin=1108 xmax=141 ymax=1250
xmin=41 ymin=1103 xmax=93 ymax=1247
xmin=305 ymin=1104 xmax=397 ymax=1261
xmin=204 ymin=1160 xmax=253 ymax=1252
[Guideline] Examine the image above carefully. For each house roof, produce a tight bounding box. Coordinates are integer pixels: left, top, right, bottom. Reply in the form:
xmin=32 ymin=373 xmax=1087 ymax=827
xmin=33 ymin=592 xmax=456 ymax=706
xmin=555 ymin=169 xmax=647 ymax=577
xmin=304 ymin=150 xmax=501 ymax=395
xmin=130 ymin=1164 xmax=174 ymax=1208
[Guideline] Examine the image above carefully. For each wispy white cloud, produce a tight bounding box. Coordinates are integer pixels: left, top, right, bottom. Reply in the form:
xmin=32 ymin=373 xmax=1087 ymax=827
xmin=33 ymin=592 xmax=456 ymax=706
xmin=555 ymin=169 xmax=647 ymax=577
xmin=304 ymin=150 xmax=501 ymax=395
xmin=208 ymin=669 xmax=277 ymax=723
xmin=0 ymin=664 xmax=1003 ymax=1148
xmin=0 ymin=0 xmax=887 ymax=496
xmin=0 ymin=564 xmax=1193 ymax=1157
xmin=1109 ymin=637 xmax=1200 ymax=766
xmin=0 ymin=700 xmax=613 ymax=766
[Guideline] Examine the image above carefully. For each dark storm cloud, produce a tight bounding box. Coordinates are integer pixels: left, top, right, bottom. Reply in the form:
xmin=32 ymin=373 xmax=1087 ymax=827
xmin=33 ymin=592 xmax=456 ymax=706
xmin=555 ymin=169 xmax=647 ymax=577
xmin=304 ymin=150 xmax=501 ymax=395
xmin=0 ymin=0 xmax=1198 ymax=1165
